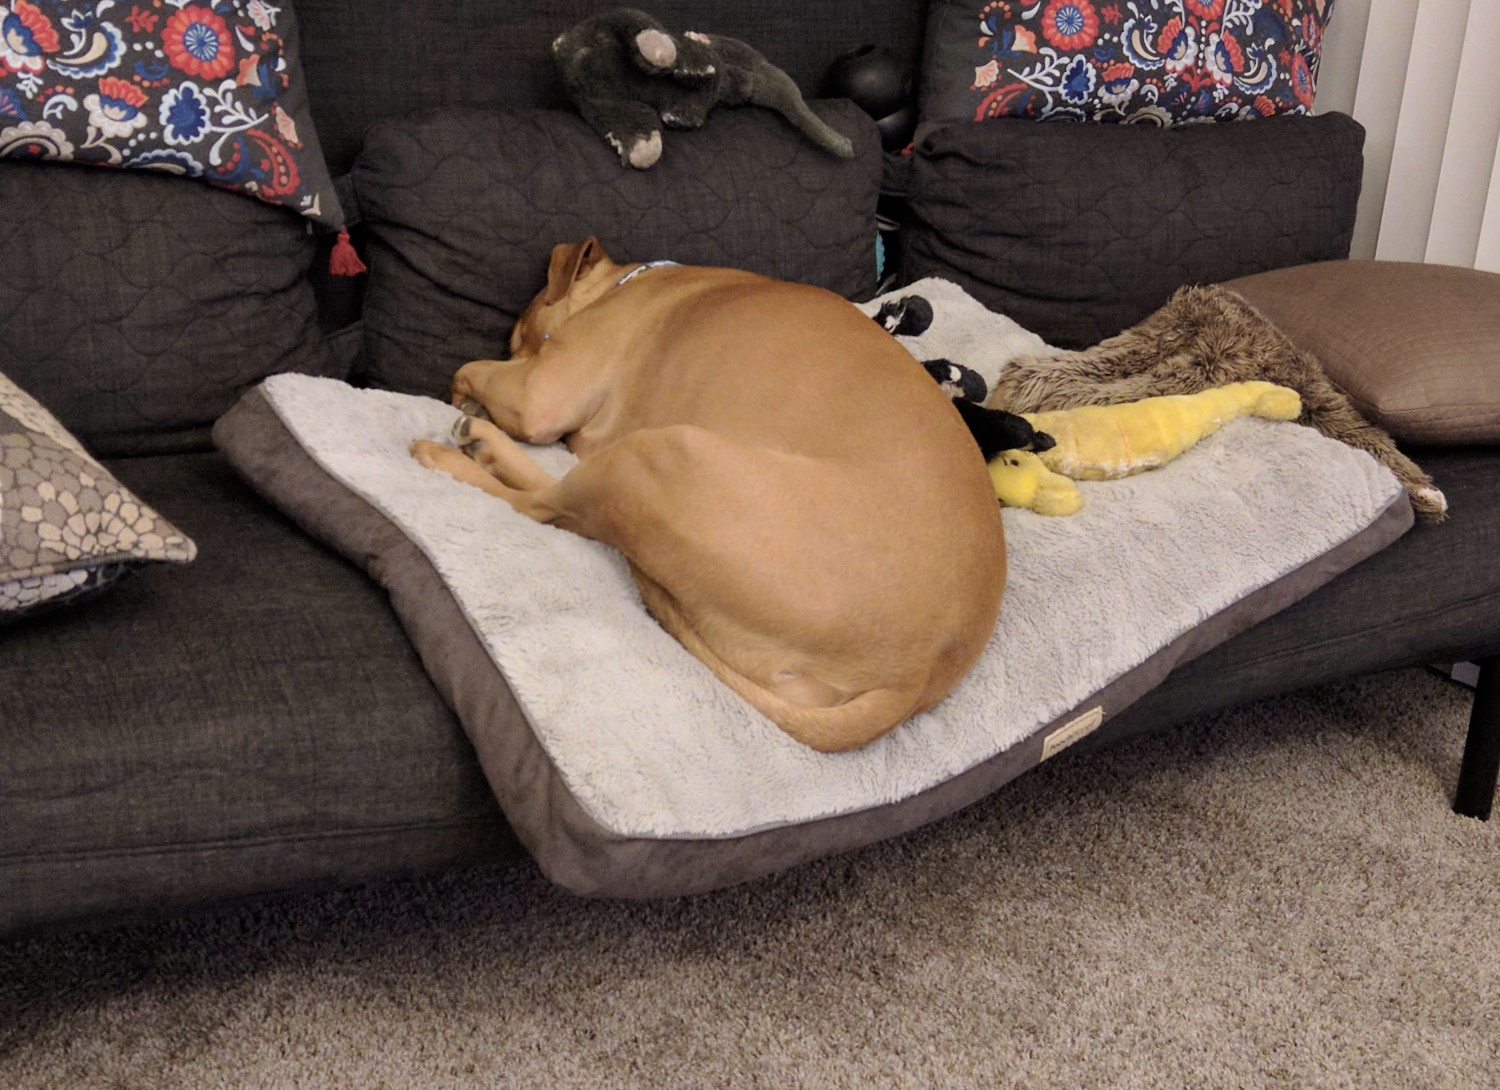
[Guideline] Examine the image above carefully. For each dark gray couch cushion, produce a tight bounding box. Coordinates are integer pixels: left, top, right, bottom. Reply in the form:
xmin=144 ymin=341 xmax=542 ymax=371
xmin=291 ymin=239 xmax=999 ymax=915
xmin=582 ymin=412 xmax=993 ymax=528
xmin=0 ymin=452 xmax=516 ymax=935
xmin=0 ymin=162 xmax=344 ymax=457
xmin=351 ymin=103 xmax=881 ymax=398
xmin=901 ymin=112 xmax=1364 ymax=349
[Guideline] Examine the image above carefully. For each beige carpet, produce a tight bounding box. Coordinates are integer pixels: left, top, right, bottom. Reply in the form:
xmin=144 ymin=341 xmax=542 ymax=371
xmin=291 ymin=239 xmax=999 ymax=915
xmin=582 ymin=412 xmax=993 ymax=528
xmin=3 ymin=666 xmax=1497 ymax=1088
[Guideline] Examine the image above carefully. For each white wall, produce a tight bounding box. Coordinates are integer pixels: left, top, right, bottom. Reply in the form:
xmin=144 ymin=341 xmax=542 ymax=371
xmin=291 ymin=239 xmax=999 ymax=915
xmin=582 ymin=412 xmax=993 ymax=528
xmin=1314 ymin=0 xmax=1500 ymax=271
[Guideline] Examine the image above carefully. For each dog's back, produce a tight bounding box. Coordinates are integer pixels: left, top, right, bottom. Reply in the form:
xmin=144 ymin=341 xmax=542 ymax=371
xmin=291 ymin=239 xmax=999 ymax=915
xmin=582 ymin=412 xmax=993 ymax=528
xmin=567 ymin=271 xmax=1007 ymax=749
xmin=432 ymin=245 xmax=1006 ymax=751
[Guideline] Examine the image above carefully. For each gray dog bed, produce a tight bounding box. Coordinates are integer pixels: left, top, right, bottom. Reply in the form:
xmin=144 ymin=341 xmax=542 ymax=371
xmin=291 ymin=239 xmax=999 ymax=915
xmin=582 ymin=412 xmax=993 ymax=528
xmin=216 ymin=352 xmax=1408 ymax=896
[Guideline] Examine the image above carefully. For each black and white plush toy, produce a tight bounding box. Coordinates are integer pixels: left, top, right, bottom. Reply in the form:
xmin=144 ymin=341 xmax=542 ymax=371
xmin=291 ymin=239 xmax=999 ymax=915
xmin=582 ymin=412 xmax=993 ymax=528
xmin=950 ymin=398 xmax=1055 ymax=462
xmin=552 ymin=7 xmax=856 ymax=169
xmin=862 ymin=279 xmax=1059 ymax=460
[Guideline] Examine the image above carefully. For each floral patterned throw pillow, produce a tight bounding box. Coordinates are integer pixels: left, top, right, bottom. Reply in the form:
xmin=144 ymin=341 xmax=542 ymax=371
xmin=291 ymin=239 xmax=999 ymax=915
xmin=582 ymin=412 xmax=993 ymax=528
xmin=920 ymin=0 xmax=1335 ymax=127
xmin=0 ymin=0 xmax=342 ymax=225
xmin=0 ymin=370 xmax=196 ymax=621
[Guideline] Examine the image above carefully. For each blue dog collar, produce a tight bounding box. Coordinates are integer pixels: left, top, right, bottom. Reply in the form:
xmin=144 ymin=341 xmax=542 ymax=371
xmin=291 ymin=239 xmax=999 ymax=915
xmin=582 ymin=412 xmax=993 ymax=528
xmin=615 ymin=259 xmax=681 ymax=287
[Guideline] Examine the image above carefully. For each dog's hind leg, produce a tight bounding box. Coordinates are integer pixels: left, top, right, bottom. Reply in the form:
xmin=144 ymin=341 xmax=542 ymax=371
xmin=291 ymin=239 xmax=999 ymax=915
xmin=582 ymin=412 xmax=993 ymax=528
xmin=629 ymin=557 xmax=922 ymax=752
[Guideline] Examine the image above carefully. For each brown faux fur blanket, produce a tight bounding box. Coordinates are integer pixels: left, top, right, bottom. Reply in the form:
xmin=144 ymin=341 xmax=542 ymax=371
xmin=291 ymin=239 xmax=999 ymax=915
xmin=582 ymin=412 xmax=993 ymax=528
xmin=990 ymin=285 xmax=1447 ymax=522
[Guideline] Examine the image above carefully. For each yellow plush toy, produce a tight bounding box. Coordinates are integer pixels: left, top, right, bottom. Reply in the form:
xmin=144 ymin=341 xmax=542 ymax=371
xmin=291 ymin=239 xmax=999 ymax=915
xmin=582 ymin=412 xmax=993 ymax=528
xmin=989 ymin=381 xmax=1302 ymax=514
xmin=988 ymin=450 xmax=1082 ymax=516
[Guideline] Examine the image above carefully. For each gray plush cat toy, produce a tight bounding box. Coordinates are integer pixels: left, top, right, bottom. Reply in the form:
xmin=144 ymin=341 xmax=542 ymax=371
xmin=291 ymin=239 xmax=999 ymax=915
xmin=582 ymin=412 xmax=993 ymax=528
xmin=552 ymin=7 xmax=855 ymax=169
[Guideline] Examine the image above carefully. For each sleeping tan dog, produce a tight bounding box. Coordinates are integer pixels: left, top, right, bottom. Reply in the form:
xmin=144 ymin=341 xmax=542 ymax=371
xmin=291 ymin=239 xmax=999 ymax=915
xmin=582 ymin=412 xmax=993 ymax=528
xmin=411 ymin=239 xmax=1006 ymax=751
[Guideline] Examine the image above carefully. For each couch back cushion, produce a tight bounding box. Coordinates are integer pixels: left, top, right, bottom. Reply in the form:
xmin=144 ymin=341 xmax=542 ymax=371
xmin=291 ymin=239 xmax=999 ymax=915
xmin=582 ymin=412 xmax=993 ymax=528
xmin=901 ymin=111 xmax=1364 ymax=348
xmin=0 ymin=162 xmax=342 ymax=456
xmin=293 ymin=0 xmax=928 ymax=175
xmin=352 ymin=102 xmax=882 ymax=398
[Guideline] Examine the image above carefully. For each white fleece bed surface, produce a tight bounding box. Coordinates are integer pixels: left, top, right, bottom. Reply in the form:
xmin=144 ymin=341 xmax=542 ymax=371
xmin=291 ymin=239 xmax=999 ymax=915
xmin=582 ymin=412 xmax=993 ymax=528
xmin=258 ymin=372 xmax=1402 ymax=839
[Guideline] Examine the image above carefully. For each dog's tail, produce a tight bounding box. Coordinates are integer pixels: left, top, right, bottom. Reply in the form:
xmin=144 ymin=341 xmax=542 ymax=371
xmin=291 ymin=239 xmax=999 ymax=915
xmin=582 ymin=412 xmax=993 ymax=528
xmin=711 ymin=668 xmax=923 ymax=753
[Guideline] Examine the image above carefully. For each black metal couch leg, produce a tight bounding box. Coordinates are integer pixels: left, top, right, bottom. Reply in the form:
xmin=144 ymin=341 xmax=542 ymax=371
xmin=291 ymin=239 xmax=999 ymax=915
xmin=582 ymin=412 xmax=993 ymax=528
xmin=1453 ymin=656 xmax=1500 ymax=820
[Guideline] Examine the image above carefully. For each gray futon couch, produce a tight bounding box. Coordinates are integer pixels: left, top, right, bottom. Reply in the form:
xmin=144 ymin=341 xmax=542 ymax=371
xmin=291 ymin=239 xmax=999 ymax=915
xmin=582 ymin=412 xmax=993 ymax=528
xmin=2 ymin=0 xmax=1497 ymax=935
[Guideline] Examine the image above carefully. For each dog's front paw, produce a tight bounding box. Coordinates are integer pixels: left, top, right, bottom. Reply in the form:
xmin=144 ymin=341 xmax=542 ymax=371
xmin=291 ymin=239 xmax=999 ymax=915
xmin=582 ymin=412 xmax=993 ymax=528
xmin=671 ymin=34 xmax=717 ymax=80
xmin=451 ymin=414 xmax=486 ymax=459
xmin=450 ymin=414 xmax=519 ymax=468
xmin=456 ymin=395 xmax=491 ymax=421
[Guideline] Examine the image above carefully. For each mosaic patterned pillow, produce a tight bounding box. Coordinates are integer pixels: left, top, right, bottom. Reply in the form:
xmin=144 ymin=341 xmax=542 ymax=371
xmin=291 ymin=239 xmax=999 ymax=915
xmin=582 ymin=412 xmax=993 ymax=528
xmin=0 ymin=370 xmax=195 ymax=620
xmin=0 ymin=0 xmax=342 ymax=225
xmin=920 ymin=0 xmax=1335 ymax=127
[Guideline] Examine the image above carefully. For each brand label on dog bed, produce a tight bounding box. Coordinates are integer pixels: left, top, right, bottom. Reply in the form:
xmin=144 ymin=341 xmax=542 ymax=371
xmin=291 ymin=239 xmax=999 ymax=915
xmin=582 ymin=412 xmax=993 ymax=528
xmin=1042 ymin=706 xmax=1104 ymax=761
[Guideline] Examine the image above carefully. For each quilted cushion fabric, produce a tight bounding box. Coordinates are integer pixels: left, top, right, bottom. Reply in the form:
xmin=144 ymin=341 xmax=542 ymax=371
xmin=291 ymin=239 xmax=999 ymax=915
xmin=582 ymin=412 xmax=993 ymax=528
xmin=0 ymin=0 xmax=342 ymax=226
xmin=352 ymin=102 xmax=881 ymax=397
xmin=919 ymin=0 xmax=1334 ymax=127
xmin=0 ymin=369 xmax=194 ymax=620
xmin=0 ymin=160 xmax=342 ymax=457
xmin=901 ymin=111 xmax=1362 ymax=349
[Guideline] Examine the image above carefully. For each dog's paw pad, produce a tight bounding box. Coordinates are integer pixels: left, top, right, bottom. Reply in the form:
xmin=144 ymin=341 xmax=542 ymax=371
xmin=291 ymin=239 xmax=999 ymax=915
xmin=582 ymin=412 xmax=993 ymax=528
xmin=635 ymin=28 xmax=676 ymax=68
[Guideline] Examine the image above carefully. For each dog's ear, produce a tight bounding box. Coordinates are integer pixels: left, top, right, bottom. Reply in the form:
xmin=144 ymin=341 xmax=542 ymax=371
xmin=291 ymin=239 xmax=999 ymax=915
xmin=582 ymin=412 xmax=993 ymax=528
xmin=542 ymin=238 xmax=606 ymax=305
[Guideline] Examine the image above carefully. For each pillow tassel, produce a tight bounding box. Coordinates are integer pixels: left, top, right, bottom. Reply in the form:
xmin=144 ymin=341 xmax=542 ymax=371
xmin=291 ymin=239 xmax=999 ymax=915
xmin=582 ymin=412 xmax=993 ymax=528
xmin=329 ymin=228 xmax=367 ymax=277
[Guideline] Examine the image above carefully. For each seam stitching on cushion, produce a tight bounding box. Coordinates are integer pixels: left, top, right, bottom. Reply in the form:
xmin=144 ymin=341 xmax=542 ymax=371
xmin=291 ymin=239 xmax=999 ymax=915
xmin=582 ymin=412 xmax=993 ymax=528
xmin=0 ymin=816 xmax=504 ymax=866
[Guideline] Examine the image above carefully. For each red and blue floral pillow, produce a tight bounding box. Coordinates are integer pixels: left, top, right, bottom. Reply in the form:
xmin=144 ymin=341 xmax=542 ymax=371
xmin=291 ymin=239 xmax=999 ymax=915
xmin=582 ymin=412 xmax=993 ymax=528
xmin=920 ymin=0 xmax=1335 ymax=128
xmin=0 ymin=0 xmax=342 ymax=225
